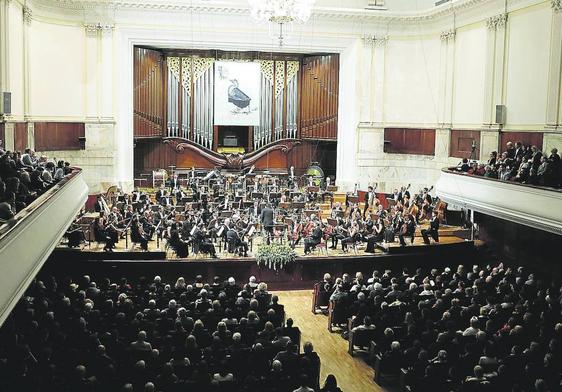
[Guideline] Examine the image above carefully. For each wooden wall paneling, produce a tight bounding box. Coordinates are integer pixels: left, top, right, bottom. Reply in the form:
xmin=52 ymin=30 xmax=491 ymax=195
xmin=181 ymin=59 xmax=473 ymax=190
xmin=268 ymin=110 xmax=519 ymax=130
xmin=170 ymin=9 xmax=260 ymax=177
xmin=34 ymin=122 xmax=85 ymax=151
xmin=499 ymin=131 xmax=543 ymax=152
xmin=14 ymin=123 xmax=28 ymax=151
xmin=383 ymin=128 xmax=436 ymax=156
xmin=449 ymin=130 xmax=481 ymax=159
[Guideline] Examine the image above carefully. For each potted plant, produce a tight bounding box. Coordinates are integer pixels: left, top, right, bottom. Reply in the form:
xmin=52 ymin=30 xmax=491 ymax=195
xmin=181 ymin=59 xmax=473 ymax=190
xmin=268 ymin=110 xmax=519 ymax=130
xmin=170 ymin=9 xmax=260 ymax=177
xmin=255 ymin=243 xmax=297 ymax=271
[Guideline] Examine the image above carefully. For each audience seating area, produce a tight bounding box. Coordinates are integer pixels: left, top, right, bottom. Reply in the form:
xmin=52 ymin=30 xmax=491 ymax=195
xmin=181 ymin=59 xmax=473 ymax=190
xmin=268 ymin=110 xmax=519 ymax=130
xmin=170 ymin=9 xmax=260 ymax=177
xmin=456 ymin=143 xmax=562 ymax=189
xmin=318 ymin=264 xmax=562 ymax=392
xmin=0 ymin=274 xmax=326 ymax=392
xmin=0 ymin=148 xmax=73 ymax=221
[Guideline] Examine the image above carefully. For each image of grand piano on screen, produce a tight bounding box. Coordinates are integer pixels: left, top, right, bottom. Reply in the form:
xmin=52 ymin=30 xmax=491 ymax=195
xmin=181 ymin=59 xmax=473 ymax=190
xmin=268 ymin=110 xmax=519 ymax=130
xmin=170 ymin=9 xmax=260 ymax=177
xmin=214 ymin=61 xmax=261 ymax=126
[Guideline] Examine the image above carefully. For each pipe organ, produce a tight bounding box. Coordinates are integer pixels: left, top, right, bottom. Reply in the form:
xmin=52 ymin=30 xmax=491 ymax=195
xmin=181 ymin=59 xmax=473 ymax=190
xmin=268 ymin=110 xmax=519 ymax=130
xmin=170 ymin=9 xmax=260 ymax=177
xmin=134 ymin=47 xmax=339 ymax=174
xmin=133 ymin=48 xmax=165 ymax=137
xmin=164 ymin=56 xmax=301 ymax=152
xmin=300 ymin=55 xmax=339 ymax=140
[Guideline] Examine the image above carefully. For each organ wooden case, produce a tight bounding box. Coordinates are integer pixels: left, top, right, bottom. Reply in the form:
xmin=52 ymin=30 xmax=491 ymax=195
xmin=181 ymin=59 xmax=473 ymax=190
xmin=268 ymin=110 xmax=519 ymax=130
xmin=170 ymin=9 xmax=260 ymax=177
xmin=133 ymin=47 xmax=339 ymax=177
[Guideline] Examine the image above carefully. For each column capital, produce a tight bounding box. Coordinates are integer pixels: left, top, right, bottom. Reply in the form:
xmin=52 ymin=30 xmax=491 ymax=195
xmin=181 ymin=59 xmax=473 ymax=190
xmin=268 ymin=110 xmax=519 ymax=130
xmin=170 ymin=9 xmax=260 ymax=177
xmin=440 ymin=29 xmax=456 ymax=42
xmin=486 ymin=13 xmax=508 ymax=30
xmin=22 ymin=5 xmax=32 ymax=25
xmin=84 ymin=23 xmax=114 ymax=37
xmin=363 ymin=34 xmax=388 ymax=47
xmin=553 ymin=0 xmax=562 ymax=13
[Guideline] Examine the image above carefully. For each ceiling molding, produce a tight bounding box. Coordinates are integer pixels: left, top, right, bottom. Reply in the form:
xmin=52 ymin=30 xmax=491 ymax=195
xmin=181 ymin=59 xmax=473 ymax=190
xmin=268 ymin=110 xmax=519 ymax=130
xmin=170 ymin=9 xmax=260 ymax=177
xmin=24 ymin=0 xmax=539 ymax=23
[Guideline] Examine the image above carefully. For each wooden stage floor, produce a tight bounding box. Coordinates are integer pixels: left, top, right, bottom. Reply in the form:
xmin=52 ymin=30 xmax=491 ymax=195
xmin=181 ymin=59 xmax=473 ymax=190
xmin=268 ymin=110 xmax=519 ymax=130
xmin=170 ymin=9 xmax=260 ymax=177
xmin=64 ymin=225 xmax=473 ymax=261
xmin=52 ymin=226 xmax=480 ymax=291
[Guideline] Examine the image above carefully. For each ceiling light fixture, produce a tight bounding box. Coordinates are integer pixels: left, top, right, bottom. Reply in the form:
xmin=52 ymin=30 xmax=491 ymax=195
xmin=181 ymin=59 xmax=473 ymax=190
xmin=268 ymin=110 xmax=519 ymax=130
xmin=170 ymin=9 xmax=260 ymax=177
xmin=248 ymin=0 xmax=316 ymax=47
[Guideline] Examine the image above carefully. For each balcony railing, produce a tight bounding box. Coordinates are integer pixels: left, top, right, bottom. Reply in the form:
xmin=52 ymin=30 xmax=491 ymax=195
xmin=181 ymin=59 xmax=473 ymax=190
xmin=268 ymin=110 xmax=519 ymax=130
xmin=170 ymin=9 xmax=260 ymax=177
xmin=436 ymin=168 xmax=562 ymax=235
xmin=0 ymin=168 xmax=89 ymax=326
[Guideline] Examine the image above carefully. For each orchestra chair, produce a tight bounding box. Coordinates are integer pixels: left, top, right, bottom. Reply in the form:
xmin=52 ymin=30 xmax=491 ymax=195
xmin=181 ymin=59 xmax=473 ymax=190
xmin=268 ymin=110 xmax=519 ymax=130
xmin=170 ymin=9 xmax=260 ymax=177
xmin=313 ymin=233 xmax=329 ymax=256
xmin=348 ymin=325 xmax=377 ymax=357
xmin=311 ymin=282 xmax=330 ymax=314
xmin=372 ymin=353 xmax=401 ymax=387
xmin=352 ymin=240 xmax=363 ymax=255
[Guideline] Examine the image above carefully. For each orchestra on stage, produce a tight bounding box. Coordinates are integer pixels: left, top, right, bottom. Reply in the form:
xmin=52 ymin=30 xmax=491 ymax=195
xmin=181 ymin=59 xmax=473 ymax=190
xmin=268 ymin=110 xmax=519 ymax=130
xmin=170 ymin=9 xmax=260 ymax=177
xmin=77 ymin=166 xmax=442 ymax=257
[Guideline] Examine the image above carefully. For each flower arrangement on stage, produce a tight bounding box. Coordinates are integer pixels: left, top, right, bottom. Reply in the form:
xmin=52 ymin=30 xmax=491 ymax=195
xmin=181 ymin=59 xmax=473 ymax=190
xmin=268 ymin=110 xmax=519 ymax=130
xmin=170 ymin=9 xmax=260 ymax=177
xmin=255 ymin=243 xmax=297 ymax=271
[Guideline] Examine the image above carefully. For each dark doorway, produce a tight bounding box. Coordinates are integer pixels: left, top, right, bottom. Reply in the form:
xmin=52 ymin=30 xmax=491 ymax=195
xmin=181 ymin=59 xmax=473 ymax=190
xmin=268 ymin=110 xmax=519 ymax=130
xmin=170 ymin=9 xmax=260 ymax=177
xmin=217 ymin=126 xmax=249 ymax=151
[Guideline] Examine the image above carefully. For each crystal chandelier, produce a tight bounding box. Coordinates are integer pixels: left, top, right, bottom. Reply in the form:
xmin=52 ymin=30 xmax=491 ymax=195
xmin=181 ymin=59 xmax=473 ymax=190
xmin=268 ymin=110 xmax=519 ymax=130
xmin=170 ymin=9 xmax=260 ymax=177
xmin=248 ymin=0 xmax=316 ymax=46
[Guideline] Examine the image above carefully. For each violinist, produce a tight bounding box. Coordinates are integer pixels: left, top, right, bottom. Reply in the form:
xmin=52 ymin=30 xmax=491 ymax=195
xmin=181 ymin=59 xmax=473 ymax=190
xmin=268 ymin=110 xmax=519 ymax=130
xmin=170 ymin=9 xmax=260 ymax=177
xmin=304 ymin=222 xmax=323 ymax=255
xmin=330 ymin=202 xmax=344 ymax=219
xmin=192 ymin=222 xmax=217 ymax=258
xmin=167 ymin=222 xmax=189 ymax=258
xmin=140 ymin=210 xmax=156 ymax=239
xmin=365 ymin=216 xmax=384 ymax=253
xmin=94 ymin=217 xmax=117 ymax=252
xmin=130 ymin=216 xmax=149 ymax=251
xmin=329 ymin=218 xmax=346 ymax=250
xmin=226 ymin=224 xmax=248 ymax=257
xmin=341 ymin=221 xmax=360 ymax=252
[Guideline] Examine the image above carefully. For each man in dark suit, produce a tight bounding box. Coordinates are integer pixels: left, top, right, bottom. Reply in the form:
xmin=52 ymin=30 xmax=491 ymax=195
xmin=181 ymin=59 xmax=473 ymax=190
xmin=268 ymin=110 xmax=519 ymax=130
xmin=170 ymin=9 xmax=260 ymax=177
xmin=421 ymin=210 xmax=440 ymax=245
xmin=260 ymin=203 xmax=275 ymax=244
xmin=363 ymin=186 xmax=375 ymax=218
xmin=226 ymin=225 xmax=248 ymax=257
xmin=94 ymin=196 xmax=105 ymax=213
xmin=304 ymin=223 xmax=323 ymax=255
xmin=514 ymin=141 xmax=525 ymax=160
xmin=398 ymin=214 xmax=416 ymax=246
xmin=397 ymin=186 xmax=411 ymax=202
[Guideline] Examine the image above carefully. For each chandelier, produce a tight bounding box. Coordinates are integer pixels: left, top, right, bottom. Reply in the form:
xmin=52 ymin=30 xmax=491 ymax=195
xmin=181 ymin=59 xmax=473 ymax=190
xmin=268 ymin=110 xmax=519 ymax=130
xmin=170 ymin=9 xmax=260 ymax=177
xmin=248 ymin=0 xmax=316 ymax=46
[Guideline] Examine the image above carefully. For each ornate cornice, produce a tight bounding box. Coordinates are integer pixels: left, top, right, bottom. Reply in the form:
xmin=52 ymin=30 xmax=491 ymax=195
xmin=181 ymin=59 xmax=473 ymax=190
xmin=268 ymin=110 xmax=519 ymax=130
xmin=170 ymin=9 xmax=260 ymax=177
xmin=486 ymin=13 xmax=508 ymax=30
xmin=22 ymin=5 xmax=32 ymax=25
xmin=363 ymin=35 xmax=388 ymax=47
xmin=553 ymin=0 xmax=562 ymax=13
xmin=440 ymin=29 xmax=456 ymax=42
xmin=26 ymin=0 xmax=491 ymax=23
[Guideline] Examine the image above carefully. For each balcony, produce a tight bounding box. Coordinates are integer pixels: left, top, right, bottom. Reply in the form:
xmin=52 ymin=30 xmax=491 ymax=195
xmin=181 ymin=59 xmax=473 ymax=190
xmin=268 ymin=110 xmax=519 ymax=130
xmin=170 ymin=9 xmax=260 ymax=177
xmin=0 ymin=168 xmax=88 ymax=326
xmin=436 ymin=168 xmax=562 ymax=236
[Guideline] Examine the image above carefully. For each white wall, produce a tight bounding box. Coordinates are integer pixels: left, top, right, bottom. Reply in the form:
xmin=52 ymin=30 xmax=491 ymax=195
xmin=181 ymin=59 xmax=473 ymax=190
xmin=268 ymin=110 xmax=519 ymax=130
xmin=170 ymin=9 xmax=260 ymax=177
xmin=384 ymin=37 xmax=441 ymax=126
xmin=452 ymin=24 xmax=487 ymax=128
xmin=504 ymin=4 xmax=551 ymax=129
xmin=1 ymin=0 xmax=560 ymax=194
xmin=28 ymin=21 xmax=85 ymax=119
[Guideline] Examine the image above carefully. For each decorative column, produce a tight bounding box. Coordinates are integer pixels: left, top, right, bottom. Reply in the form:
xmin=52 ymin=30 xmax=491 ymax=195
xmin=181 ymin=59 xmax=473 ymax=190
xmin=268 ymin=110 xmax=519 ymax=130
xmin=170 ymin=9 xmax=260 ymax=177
xmin=546 ymin=0 xmax=562 ymax=130
xmin=4 ymin=122 xmax=14 ymax=150
xmin=436 ymin=29 xmax=456 ymax=160
xmin=22 ymin=4 xmax=31 ymax=121
xmin=0 ymin=0 xmax=11 ymax=96
xmin=355 ymin=35 xmax=388 ymax=189
xmin=26 ymin=121 xmax=34 ymax=150
xmin=480 ymin=13 xmax=507 ymax=159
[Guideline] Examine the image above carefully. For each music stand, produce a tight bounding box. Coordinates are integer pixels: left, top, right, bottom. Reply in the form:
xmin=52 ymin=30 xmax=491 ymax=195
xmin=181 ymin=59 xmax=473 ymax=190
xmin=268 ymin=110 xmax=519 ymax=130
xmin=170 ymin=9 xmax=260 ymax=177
xmin=220 ymin=211 xmax=233 ymax=218
xmin=292 ymin=202 xmax=305 ymax=209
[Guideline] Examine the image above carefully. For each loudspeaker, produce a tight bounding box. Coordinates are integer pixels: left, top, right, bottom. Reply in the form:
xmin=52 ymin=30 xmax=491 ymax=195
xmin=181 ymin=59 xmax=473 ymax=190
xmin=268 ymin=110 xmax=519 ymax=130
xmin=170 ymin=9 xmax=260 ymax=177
xmin=495 ymin=104 xmax=506 ymax=125
xmin=0 ymin=92 xmax=11 ymax=115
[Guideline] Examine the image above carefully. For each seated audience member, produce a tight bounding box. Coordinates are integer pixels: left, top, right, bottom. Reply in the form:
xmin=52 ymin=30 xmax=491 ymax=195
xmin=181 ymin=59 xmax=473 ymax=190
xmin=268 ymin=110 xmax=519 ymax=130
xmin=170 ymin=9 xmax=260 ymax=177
xmin=320 ymin=374 xmax=343 ymax=392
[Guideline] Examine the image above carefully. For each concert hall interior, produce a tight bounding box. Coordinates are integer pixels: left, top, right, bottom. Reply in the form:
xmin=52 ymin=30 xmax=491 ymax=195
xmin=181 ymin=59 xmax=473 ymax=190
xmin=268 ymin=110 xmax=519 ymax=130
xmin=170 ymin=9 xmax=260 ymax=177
xmin=1 ymin=1 xmax=562 ymax=392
